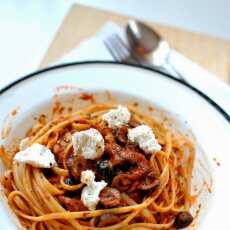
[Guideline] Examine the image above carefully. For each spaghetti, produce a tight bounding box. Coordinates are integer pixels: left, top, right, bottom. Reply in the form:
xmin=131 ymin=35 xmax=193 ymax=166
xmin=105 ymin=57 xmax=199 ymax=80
xmin=1 ymin=103 xmax=195 ymax=229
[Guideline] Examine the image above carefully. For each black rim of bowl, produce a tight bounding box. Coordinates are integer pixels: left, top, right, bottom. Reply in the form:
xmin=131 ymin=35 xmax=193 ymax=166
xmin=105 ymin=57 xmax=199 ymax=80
xmin=0 ymin=60 xmax=229 ymax=123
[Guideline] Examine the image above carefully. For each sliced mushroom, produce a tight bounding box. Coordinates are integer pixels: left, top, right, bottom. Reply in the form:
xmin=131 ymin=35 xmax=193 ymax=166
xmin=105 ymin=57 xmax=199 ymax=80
xmin=138 ymin=170 xmax=160 ymax=190
xmin=100 ymin=187 xmax=121 ymax=208
xmin=66 ymin=155 xmax=87 ymax=180
xmin=58 ymin=196 xmax=88 ymax=212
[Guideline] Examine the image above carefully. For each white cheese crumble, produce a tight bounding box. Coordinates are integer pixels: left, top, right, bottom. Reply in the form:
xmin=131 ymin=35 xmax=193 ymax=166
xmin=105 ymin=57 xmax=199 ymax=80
xmin=128 ymin=125 xmax=161 ymax=153
xmin=102 ymin=105 xmax=131 ymax=129
xmin=14 ymin=143 xmax=57 ymax=168
xmin=19 ymin=137 xmax=30 ymax=150
xmin=81 ymin=170 xmax=95 ymax=186
xmin=72 ymin=128 xmax=104 ymax=160
xmin=80 ymin=170 xmax=107 ymax=210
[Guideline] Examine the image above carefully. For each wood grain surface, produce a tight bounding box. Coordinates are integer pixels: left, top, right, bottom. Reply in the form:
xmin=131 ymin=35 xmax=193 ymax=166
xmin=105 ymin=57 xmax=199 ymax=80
xmin=40 ymin=4 xmax=230 ymax=83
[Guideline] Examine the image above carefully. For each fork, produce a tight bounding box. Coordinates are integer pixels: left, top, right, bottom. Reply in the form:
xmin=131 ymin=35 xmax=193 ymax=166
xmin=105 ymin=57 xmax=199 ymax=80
xmin=103 ymin=34 xmax=141 ymax=65
xmin=103 ymin=34 xmax=166 ymax=74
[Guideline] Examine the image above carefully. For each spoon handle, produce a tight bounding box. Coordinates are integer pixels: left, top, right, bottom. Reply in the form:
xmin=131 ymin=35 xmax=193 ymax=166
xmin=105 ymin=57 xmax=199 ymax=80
xmin=138 ymin=56 xmax=187 ymax=82
xmin=163 ymin=61 xmax=187 ymax=82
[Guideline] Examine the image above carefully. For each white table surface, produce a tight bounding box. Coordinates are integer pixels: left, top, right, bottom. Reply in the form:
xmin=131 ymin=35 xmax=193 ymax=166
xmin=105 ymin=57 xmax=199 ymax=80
xmin=0 ymin=0 xmax=229 ymax=89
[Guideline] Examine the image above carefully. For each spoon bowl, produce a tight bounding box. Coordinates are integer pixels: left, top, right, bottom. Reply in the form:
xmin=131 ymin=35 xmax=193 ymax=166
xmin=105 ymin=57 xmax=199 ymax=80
xmin=126 ymin=20 xmax=163 ymax=57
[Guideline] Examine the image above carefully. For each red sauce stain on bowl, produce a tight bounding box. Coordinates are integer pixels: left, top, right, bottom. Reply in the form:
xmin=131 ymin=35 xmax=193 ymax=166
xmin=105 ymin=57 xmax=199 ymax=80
xmin=79 ymin=93 xmax=96 ymax=104
xmin=55 ymin=85 xmax=78 ymax=92
xmin=148 ymin=106 xmax=154 ymax=112
xmin=132 ymin=102 xmax=139 ymax=107
xmin=10 ymin=109 xmax=17 ymax=116
xmin=38 ymin=114 xmax=47 ymax=125
xmin=79 ymin=93 xmax=93 ymax=100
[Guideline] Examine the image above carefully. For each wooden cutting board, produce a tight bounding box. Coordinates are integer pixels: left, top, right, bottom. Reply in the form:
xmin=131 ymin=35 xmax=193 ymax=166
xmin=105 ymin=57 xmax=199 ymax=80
xmin=40 ymin=4 xmax=230 ymax=83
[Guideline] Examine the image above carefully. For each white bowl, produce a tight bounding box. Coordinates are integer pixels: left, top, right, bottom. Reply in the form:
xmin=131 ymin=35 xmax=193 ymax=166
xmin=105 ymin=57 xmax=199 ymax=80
xmin=0 ymin=62 xmax=229 ymax=229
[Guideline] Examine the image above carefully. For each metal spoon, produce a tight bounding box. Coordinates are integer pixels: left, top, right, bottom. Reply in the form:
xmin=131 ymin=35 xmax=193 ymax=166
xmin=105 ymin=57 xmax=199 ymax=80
xmin=126 ymin=20 xmax=186 ymax=81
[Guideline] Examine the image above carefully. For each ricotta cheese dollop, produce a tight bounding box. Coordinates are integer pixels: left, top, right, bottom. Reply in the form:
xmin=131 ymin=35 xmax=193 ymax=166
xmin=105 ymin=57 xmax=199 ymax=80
xmin=102 ymin=105 xmax=131 ymax=129
xmin=128 ymin=125 xmax=161 ymax=153
xmin=14 ymin=143 xmax=57 ymax=168
xmin=80 ymin=170 xmax=107 ymax=210
xmin=72 ymin=128 xmax=104 ymax=160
